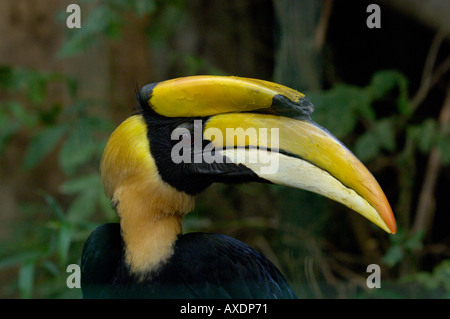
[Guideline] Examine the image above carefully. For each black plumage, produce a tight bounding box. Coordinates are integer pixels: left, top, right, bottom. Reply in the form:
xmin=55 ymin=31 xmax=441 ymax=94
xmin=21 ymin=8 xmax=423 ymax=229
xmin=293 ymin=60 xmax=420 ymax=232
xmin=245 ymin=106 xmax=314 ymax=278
xmin=81 ymin=223 xmax=296 ymax=299
xmin=80 ymin=76 xmax=396 ymax=299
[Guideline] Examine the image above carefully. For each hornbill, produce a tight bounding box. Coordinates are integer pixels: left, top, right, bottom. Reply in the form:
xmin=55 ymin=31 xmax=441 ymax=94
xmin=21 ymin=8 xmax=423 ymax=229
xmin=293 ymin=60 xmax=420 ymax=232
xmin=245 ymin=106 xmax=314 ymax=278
xmin=81 ymin=76 xmax=396 ymax=299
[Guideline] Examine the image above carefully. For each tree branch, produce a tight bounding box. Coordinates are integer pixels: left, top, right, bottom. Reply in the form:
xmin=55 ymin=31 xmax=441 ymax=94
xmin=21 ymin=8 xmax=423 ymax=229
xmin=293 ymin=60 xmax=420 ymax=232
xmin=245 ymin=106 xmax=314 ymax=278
xmin=410 ymin=29 xmax=449 ymax=112
xmin=412 ymin=90 xmax=450 ymax=235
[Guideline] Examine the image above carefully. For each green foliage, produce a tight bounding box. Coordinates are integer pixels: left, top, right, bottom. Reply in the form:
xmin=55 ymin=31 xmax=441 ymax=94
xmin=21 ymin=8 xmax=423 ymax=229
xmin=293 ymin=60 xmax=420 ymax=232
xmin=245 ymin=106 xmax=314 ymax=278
xmin=408 ymin=118 xmax=450 ymax=164
xmin=57 ymin=102 xmax=112 ymax=175
xmin=309 ymin=70 xmax=409 ymax=162
xmin=0 ymin=67 xmax=65 ymax=157
xmin=0 ymin=0 xmax=193 ymax=299
xmin=354 ymin=118 xmax=397 ymax=162
xmin=0 ymin=101 xmax=32 ymax=155
xmin=58 ymin=0 xmax=184 ymax=57
xmin=18 ymin=259 xmax=35 ymax=299
xmin=402 ymin=260 xmax=450 ymax=298
xmin=0 ymin=70 xmax=114 ymax=297
xmin=58 ymin=4 xmax=123 ymax=57
xmin=23 ymin=124 xmax=69 ymax=170
xmin=368 ymin=70 xmax=410 ymax=116
xmin=61 ymin=174 xmax=116 ymax=223
xmin=306 ymin=69 xmax=449 ymax=298
xmin=308 ymin=84 xmax=364 ymax=138
xmin=309 ymin=68 xmax=449 ymax=170
xmin=1 ymin=1 xmax=447 ymax=299
xmin=0 ymin=64 xmax=114 ymax=299
xmin=382 ymin=228 xmax=424 ymax=267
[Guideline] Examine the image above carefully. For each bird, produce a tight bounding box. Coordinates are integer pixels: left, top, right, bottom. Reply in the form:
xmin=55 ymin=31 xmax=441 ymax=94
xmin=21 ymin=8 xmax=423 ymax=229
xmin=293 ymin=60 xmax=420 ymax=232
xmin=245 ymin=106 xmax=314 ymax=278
xmin=81 ymin=75 xmax=396 ymax=299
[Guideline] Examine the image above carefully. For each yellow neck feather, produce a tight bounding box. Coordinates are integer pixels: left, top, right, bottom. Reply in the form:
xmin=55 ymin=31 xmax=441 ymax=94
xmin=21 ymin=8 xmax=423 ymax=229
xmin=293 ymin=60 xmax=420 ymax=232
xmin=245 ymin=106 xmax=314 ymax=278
xmin=116 ymin=182 xmax=184 ymax=277
xmin=100 ymin=115 xmax=195 ymax=276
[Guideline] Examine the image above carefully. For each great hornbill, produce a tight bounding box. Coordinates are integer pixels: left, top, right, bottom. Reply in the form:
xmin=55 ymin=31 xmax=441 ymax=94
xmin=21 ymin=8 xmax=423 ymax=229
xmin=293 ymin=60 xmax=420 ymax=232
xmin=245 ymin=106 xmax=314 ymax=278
xmin=81 ymin=76 xmax=396 ymax=299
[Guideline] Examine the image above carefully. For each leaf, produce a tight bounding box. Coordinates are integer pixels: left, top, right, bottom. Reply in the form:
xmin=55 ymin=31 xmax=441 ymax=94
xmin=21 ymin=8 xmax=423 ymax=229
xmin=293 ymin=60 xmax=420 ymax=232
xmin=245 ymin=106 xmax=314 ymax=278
xmin=396 ymin=90 xmax=411 ymax=116
xmin=402 ymin=260 xmax=450 ymax=293
xmin=22 ymin=124 xmax=69 ymax=170
xmin=418 ymin=119 xmax=437 ymax=153
xmin=408 ymin=119 xmax=437 ymax=154
xmin=59 ymin=120 xmax=97 ymax=174
xmin=134 ymin=0 xmax=157 ymax=16
xmin=18 ymin=259 xmax=35 ymax=299
xmin=60 ymin=174 xmax=101 ymax=195
xmin=27 ymin=74 xmax=47 ymax=105
xmin=308 ymin=84 xmax=365 ymax=138
xmin=60 ymin=174 xmax=104 ymax=222
xmin=404 ymin=230 xmax=424 ymax=251
xmin=0 ymin=66 xmax=14 ymax=89
xmin=6 ymin=101 xmax=37 ymax=128
xmin=58 ymin=32 xmax=91 ymax=58
xmin=58 ymin=221 xmax=73 ymax=265
xmin=66 ymin=76 xmax=79 ymax=98
xmin=40 ymin=104 xmax=63 ymax=125
xmin=42 ymin=261 xmax=59 ymax=277
xmin=42 ymin=193 xmax=66 ymax=221
xmin=369 ymin=70 xmax=402 ymax=99
xmin=374 ymin=118 xmax=396 ymax=152
xmin=0 ymin=108 xmax=21 ymax=156
xmin=434 ymin=260 xmax=450 ymax=291
xmin=382 ymin=245 xmax=404 ymax=267
xmin=7 ymin=68 xmax=35 ymax=90
xmin=369 ymin=70 xmax=410 ymax=115
xmin=58 ymin=6 xmax=122 ymax=57
xmin=355 ymin=89 xmax=376 ymax=122
xmin=0 ymin=251 xmax=42 ymax=269
xmin=437 ymin=125 xmax=450 ymax=165
xmin=354 ymin=130 xmax=379 ymax=162
xmin=66 ymin=190 xmax=99 ymax=223
xmin=354 ymin=118 xmax=398 ymax=162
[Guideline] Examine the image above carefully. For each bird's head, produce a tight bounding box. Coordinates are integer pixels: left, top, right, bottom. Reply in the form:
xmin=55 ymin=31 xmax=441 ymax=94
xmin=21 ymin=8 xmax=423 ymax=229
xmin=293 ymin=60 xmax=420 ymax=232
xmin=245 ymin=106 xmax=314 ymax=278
xmin=101 ymin=76 xmax=396 ymax=234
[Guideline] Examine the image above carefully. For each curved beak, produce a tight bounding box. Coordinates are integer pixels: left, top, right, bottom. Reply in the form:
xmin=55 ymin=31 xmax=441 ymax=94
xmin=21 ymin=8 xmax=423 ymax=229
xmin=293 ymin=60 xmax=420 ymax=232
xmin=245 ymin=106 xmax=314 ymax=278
xmin=138 ymin=75 xmax=396 ymax=234
xmin=204 ymin=113 xmax=397 ymax=234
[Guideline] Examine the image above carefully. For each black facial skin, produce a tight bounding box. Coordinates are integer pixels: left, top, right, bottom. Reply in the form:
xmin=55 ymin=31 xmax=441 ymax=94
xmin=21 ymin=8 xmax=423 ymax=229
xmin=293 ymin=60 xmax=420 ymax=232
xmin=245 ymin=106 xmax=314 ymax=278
xmin=138 ymin=111 xmax=264 ymax=196
xmin=135 ymin=84 xmax=272 ymax=196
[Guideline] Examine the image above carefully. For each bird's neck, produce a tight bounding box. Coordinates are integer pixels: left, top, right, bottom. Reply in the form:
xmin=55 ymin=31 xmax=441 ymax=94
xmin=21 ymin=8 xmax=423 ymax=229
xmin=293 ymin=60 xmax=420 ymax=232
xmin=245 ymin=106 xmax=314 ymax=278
xmin=114 ymin=179 xmax=194 ymax=279
xmin=121 ymin=210 xmax=181 ymax=278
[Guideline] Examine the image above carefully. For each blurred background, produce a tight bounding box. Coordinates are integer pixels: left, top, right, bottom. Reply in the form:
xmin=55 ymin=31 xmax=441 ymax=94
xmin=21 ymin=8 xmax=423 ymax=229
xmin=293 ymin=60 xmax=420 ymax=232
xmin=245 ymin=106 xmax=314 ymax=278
xmin=0 ymin=0 xmax=449 ymax=298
